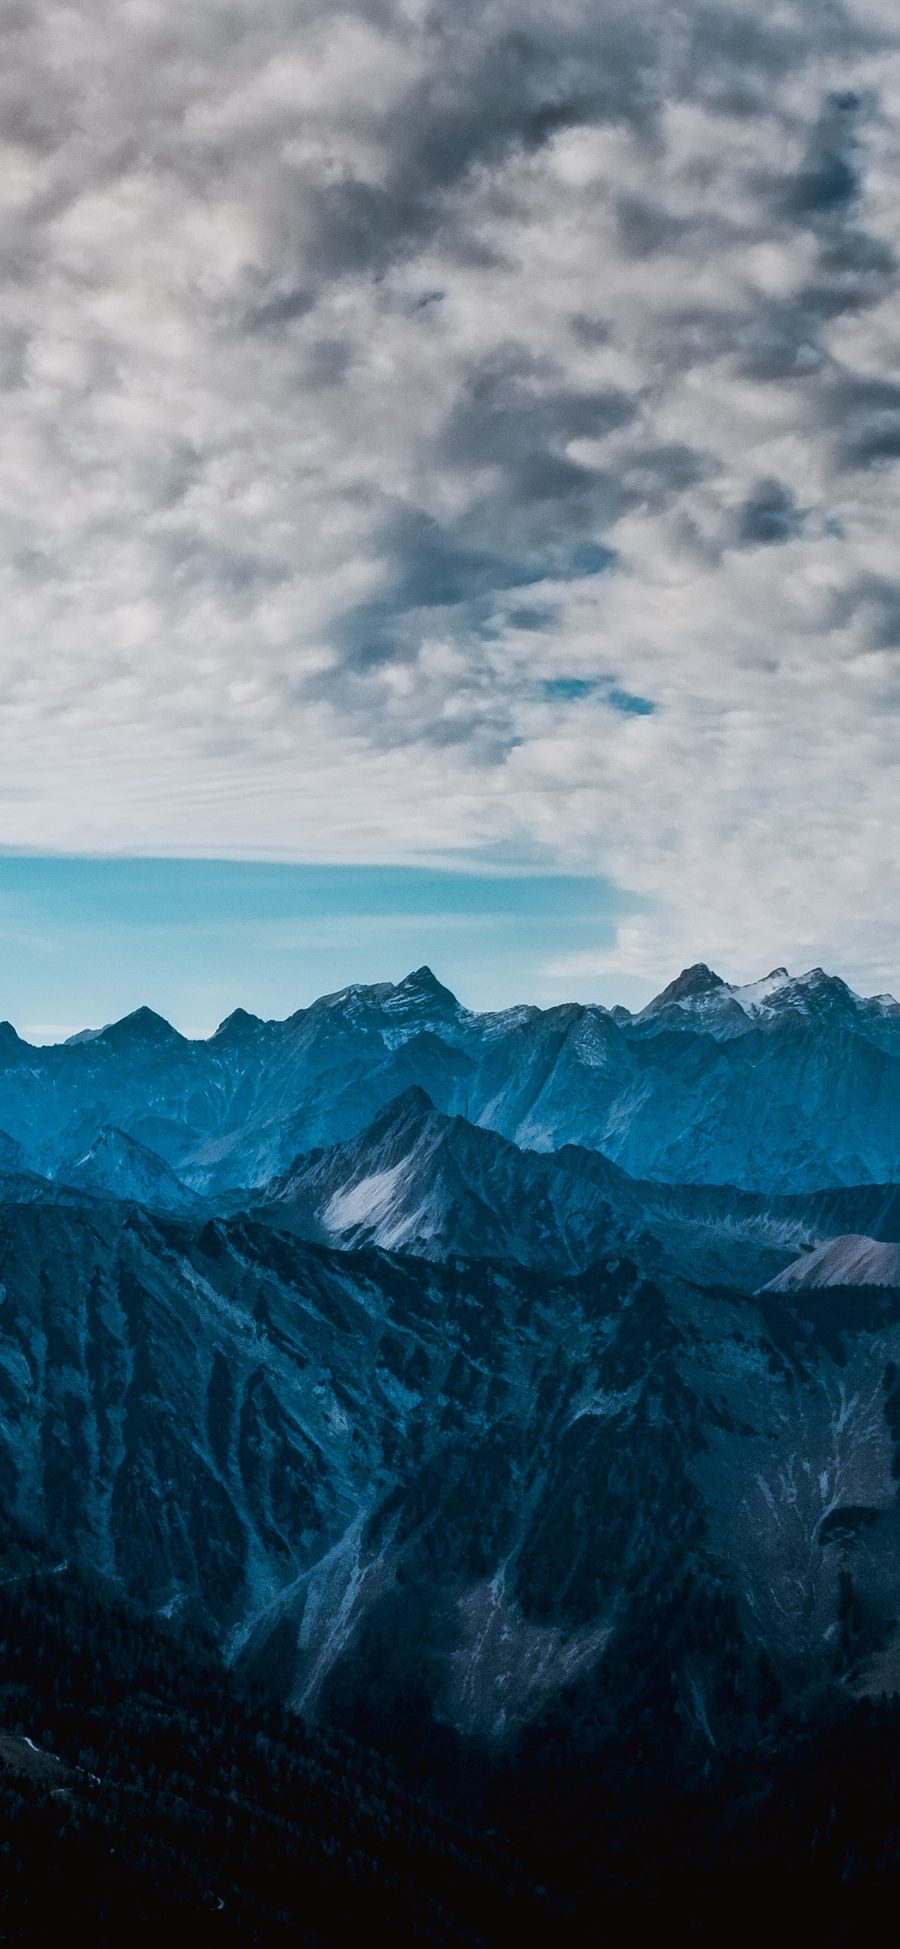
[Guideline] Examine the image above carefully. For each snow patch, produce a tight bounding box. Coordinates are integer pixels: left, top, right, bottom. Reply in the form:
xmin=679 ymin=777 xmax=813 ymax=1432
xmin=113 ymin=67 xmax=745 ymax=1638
xmin=323 ymin=1161 xmax=409 ymax=1233
xmin=730 ymin=969 xmax=793 ymax=1017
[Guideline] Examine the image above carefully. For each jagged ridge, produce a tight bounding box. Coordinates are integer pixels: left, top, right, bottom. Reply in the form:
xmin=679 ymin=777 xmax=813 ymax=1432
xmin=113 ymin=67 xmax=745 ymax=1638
xmin=0 ymin=962 xmax=899 ymax=1195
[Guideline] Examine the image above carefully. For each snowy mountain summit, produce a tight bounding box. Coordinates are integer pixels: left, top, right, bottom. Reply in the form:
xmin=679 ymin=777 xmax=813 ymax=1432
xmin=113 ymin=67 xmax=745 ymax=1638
xmin=0 ymin=960 xmax=898 ymax=1195
xmin=634 ymin=963 xmax=900 ymax=1039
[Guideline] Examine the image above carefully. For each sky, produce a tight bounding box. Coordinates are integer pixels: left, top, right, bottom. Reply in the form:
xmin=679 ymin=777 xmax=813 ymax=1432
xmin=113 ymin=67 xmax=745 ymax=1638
xmin=0 ymin=854 xmax=634 ymax=1038
xmin=2 ymin=0 xmax=900 ymax=1028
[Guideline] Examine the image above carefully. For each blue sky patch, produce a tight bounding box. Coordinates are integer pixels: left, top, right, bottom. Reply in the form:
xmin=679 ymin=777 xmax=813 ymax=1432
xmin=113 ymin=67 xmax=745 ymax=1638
xmin=542 ymin=679 xmax=656 ymax=714
xmin=0 ymin=855 xmax=642 ymax=1040
xmin=607 ymin=688 xmax=656 ymax=716
xmin=542 ymin=678 xmax=597 ymax=700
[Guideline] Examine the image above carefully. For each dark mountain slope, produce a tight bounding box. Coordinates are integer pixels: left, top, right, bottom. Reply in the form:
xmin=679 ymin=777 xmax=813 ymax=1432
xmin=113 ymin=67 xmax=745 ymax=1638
xmin=0 ymin=1546 xmax=549 ymax=1945
xmin=3 ymin=1195 xmax=900 ymax=1760
xmin=0 ymin=1127 xmax=28 ymax=1173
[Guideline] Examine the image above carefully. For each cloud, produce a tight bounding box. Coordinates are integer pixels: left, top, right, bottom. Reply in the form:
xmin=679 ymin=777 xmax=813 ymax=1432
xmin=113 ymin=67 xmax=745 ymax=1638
xmin=0 ymin=0 xmax=900 ymax=991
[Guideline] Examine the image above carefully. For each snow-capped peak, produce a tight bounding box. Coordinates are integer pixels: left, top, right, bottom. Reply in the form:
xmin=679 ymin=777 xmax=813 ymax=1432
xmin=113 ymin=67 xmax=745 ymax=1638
xmin=636 ymin=963 xmax=737 ymax=1031
xmin=637 ymin=962 xmax=899 ymax=1039
xmin=382 ymin=967 xmax=460 ymax=1013
xmin=728 ymin=968 xmax=793 ymax=1017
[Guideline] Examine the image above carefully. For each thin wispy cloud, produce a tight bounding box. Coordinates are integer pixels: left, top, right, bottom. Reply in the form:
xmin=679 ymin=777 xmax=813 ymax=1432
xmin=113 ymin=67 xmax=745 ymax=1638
xmin=1 ymin=0 xmax=899 ymax=986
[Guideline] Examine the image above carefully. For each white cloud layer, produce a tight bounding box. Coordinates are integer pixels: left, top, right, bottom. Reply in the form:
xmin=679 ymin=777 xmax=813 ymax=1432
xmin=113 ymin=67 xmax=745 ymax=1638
xmin=2 ymin=0 xmax=900 ymax=987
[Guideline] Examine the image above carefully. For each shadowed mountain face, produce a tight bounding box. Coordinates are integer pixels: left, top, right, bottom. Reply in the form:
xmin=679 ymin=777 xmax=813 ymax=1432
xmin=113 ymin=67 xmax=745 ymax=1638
xmin=56 ymin=1125 xmax=204 ymax=1214
xmin=247 ymin=1086 xmax=642 ymax=1270
xmin=0 ymin=1129 xmax=28 ymax=1174
xmin=1 ymin=962 xmax=899 ymax=1194
xmin=2 ymin=1195 xmax=900 ymax=1758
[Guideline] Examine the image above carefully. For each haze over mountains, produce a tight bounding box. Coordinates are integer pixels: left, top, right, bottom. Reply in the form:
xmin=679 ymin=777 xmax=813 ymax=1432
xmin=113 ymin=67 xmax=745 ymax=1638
xmin=3 ymin=959 xmax=900 ymax=1929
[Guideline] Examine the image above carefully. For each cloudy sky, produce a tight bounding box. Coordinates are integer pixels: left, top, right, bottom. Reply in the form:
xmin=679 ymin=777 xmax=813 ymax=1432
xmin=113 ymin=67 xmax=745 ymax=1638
xmin=2 ymin=0 xmax=900 ymax=1027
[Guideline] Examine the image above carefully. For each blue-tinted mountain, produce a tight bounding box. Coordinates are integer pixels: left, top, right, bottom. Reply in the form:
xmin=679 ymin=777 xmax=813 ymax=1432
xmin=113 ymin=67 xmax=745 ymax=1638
xmin=3 ymin=1194 xmax=900 ymax=1754
xmin=2 ymin=961 xmax=900 ymax=1926
xmin=245 ymin=1087 xmax=900 ymax=1291
xmin=1 ymin=962 xmax=898 ymax=1194
xmin=0 ymin=1549 xmax=544 ymax=1946
xmin=56 ymin=1124 xmax=203 ymax=1214
xmin=0 ymin=1128 xmax=28 ymax=1175
xmin=248 ymin=1085 xmax=641 ymax=1272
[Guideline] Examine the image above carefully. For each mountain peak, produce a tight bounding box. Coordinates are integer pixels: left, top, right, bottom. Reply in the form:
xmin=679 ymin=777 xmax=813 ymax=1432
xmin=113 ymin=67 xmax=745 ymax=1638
xmin=368 ymin=1085 xmax=438 ymax=1133
xmin=745 ymin=966 xmax=854 ymax=1013
xmin=65 ymin=1124 xmax=142 ymax=1168
xmin=668 ymin=963 xmax=725 ymax=998
xmin=376 ymin=968 xmax=461 ymax=1027
xmin=641 ymin=964 xmax=725 ymax=1016
xmin=212 ymin=1007 xmax=265 ymax=1043
xmin=59 ymin=1123 xmax=198 ymax=1210
xmin=96 ymin=1006 xmax=185 ymax=1049
xmin=394 ymin=966 xmax=458 ymax=1003
xmin=0 ymin=1020 xmax=25 ymax=1056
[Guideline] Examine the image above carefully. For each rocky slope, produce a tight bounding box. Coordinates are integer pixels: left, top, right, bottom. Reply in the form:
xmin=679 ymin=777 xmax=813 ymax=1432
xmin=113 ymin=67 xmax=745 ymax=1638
xmin=247 ymin=1087 xmax=900 ymax=1291
xmin=57 ymin=1125 xmax=203 ymax=1214
xmin=2 ymin=1193 xmax=900 ymax=1757
xmin=765 ymin=1234 xmax=900 ymax=1292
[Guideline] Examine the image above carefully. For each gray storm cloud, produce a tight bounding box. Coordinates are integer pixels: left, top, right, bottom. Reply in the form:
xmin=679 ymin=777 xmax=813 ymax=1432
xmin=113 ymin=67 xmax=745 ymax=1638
xmin=1 ymin=0 xmax=899 ymax=986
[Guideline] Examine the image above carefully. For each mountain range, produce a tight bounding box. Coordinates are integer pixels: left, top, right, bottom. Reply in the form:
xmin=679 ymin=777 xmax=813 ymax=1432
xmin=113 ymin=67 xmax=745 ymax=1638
xmin=1 ymin=961 xmax=899 ymax=1196
xmin=2 ymin=960 xmax=900 ymax=1927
